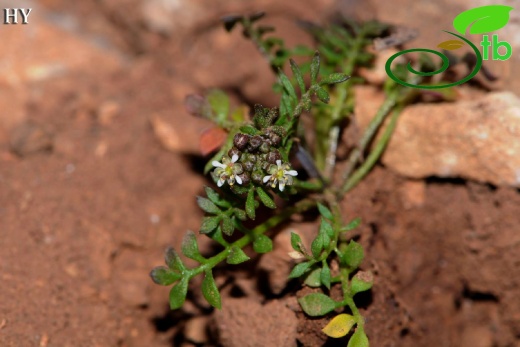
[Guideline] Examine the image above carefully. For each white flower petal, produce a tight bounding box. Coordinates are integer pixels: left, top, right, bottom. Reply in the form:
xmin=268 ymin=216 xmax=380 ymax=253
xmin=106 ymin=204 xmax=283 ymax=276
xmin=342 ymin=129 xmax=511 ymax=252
xmin=262 ymin=175 xmax=272 ymax=183
xmin=278 ymin=181 xmax=285 ymax=191
xmin=285 ymin=170 xmax=298 ymax=176
xmin=231 ymin=154 xmax=239 ymax=163
xmin=217 ymin=179 xmax=225 ymax=187
xmin=276 ymin=159 xmax=282 ymax=167
xmin=212 ymin=161 xmax=226 ymax=168
xmin=235 ymin=175 xmax=243 ymax=185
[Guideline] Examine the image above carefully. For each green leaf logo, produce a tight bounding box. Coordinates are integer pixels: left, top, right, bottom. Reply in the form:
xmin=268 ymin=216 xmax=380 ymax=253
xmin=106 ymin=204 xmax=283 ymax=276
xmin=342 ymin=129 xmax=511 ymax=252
xmin=453 ymin=5 xmax=513 ymax=35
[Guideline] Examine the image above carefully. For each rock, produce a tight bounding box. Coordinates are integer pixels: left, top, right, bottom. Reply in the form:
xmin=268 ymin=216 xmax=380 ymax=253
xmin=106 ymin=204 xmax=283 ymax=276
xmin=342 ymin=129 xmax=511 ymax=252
xmin=184 ymin=316 xmax=209 ymax=344
xmin=9 ymin=122 xmax=53 ymax=156
xmin=380 ymin=92 xmax=520 ymax=187
xmin=214 ymin=298 xmax=298 ymax=347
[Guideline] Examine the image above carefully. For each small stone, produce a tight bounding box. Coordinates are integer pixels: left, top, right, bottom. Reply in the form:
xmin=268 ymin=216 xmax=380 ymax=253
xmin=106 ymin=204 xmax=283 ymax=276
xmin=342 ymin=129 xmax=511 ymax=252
xmin=9 ymin=122 xmax=53 ymax=156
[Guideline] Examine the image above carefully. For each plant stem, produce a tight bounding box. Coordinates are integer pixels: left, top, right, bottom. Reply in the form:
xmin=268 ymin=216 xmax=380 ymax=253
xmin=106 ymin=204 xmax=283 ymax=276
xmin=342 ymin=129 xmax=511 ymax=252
xmin=341 ymin=105 xmax=403 ymax=194
xmin=189 ymin=198 xmax=317 ymax=277
xmin=340 ymin=267 xmax=365 ymax=330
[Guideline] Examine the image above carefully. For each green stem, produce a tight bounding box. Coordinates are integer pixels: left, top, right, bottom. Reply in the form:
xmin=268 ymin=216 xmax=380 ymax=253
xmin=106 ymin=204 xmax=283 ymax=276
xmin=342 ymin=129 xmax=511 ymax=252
xmin=323 ymin=30 xmax=366 ymax=178
xmin=338 ymin=91 xmax=399 ymax=196
xmin=340 ymin=268 xmax=365 ymax=330
xmin=188 ymin=198 xmax=316 ymax=277
xmin=341 ymin=105 xmax=403 ymax=194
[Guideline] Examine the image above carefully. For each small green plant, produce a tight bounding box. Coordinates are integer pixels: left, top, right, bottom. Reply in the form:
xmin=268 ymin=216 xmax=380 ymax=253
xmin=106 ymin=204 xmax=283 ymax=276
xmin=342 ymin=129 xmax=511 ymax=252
xmin=151 ymin=13 xmax=417 ymax=346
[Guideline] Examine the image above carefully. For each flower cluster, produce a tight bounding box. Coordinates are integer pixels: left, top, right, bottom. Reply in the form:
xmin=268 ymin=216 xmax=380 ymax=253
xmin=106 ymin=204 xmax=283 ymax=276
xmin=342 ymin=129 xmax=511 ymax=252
xmin=211 ymin=105 xmax=298 ymax=192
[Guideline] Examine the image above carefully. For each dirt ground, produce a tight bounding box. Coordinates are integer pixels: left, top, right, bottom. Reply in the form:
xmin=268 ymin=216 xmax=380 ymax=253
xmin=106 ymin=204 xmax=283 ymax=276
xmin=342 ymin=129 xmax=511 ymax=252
xmin=1 ymin=1 xmax=520 ymax=346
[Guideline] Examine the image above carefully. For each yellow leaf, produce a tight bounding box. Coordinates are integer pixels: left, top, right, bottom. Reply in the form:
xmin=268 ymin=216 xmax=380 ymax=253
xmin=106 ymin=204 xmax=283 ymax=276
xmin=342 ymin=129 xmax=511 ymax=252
xmin=322 ymin=314 xmax=356 ymax=338
xmin=436 ymin=40 xmax=465 ymax=50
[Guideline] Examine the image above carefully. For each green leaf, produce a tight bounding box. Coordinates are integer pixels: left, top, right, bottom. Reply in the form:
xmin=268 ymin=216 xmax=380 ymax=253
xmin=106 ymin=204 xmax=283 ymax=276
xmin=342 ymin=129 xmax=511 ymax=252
xmin=350 ymin=271 xmax=374 ymax=295
xmin=290 ymin=232 xmax=304 ymax=253
xmin=289 ymin=59 xmax=306 ymax=93
xmin=310 ymin=52 xmax=320 ymax=85
xmin=169 ymin=277 xmax=189 ymax=310
xmin=246 ymin=188 xmax=256 ymax=220
xmin=256 ymin=187 xmax=276 ymax=209
xmin=342 ymin=241 xmax=364 ymax=269
xmin=165 ymin=247 xmax=185 ymax=272
xmin=304 ymin=267 xmax=322 ymax=287
xmin=321 ymin=262 xmax=331 ymax=289
xmin=227 ymin=246 xmax=250 ymax=264
xmin=347 ymin=328 xmax=369 ymax=347
xmin=253 ymin=235 xmax=273 ymax=253
xmin=200 ymin=216 xmax=221 ymax=234
xmin=317 ymin=203 xmax=333 ymax=220
xmin=322 ymin=313 xmax=356 ymax=338
xmin=320 ymin=73 xmax=350 ymax=85
xmin=315 ymin=87 xmax=330 ymax=104
xmin=221 ymin=215 xmax=235 ymax=236
xmin=202 ymin=270 xmax=221 ymax=309
xmin=204 ymin=186 xmax=231 ymax=208
xmin=234 ymin=208 xmax=247 ymax=221
xmin=239 ymin=124 xmax=259 ymax=135
xmin=320 ymin=219 xmax=334 ymax=240
xmin=279 ymin=71 xmax=298 ymax=102
xmin=341 ymin=217 xmax=361 ymax=232
xmin=150 ymin=266 xmax=181 ymax=286
xmin=207 ymin=89 xmax=229 ymax=124
xmin=311 ymin=233 xmax=323 ymax=259
xmin=298 ymin=293 xmax=337 ymax=316
xmin=289 ymin=261 xmax=312 ymax=279
xmin=453 ymin=5 xmax=513 ymax=35
xmin=197 ymin=196 xmax=221 ymax=214
xmin=181 ymin=231 xmax=204 ymax=262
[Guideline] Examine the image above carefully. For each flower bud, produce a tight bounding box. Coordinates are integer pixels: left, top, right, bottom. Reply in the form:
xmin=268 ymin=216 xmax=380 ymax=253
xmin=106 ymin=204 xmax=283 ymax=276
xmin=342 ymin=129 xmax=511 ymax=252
xmin=269 ymin=133 xmax=282 ymax=146
xmin=259 ymin=142 xmax=270 ymax=153
xmin=237 ymin=172 xmax=251 ymax=186
xmin=228 ymin=146 xmax=241 ymax=158
xmin=251 ymin=170 xmax=264 ymax=184
xmin=248 ymin=135 xmax=262 ymax=151
xmin=233 ymin=133 xmax=250 ymax=150
xmin=243 ymin=161 xmax=255 ymax=172
xmin=266 ymin=150 xmax=281 ymax=164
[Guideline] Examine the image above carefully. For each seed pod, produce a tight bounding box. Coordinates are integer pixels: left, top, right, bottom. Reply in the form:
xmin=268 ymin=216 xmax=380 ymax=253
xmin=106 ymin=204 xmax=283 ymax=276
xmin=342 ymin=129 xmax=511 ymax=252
xmin=261 ymin=161 xmax=270 ymax=170
xmin=259 ymin=142 xmax=270 ymax=153
xmin=266 ymin=150 xmax=281 ymax=164
xmin=233 ymin=133 xmax=250 ymax=150
xmin=228 ymin=146 xmax=241 ymax=158
xmin=237 ymin=172 xmax=251 ymax=186
xmin=248 ymin=135 xmax=263 ymax=151
xmin=248 ymin=154 xmax=257 ymax=163
xmin=251 ymin=170 xmax=264 ymax=184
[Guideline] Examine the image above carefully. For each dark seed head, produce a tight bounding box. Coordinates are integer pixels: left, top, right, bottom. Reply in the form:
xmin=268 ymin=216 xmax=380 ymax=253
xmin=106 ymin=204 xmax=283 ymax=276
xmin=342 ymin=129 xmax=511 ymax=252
xmin=248 ymin=135 xmax=263 ymax=151
xmin=266 ymin=150 xmax=281 ymax=164
xmin=228 ymin=146 xmax=241 ymax=158
xmin=233 ymin=133 xmax=250 ymax=150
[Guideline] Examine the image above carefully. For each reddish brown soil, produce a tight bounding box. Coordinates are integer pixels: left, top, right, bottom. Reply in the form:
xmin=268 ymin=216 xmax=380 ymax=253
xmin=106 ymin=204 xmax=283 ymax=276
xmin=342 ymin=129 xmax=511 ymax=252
xmin=1 ymin=1 xmax=519 ymax=347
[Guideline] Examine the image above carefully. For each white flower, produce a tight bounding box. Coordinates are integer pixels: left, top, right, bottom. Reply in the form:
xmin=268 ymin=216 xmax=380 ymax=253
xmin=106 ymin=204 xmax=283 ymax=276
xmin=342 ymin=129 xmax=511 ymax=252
xmin=212 ymin=154 xmax=244 ymax=187
xmin=262 ymin=160 xmax=298 ymax=192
